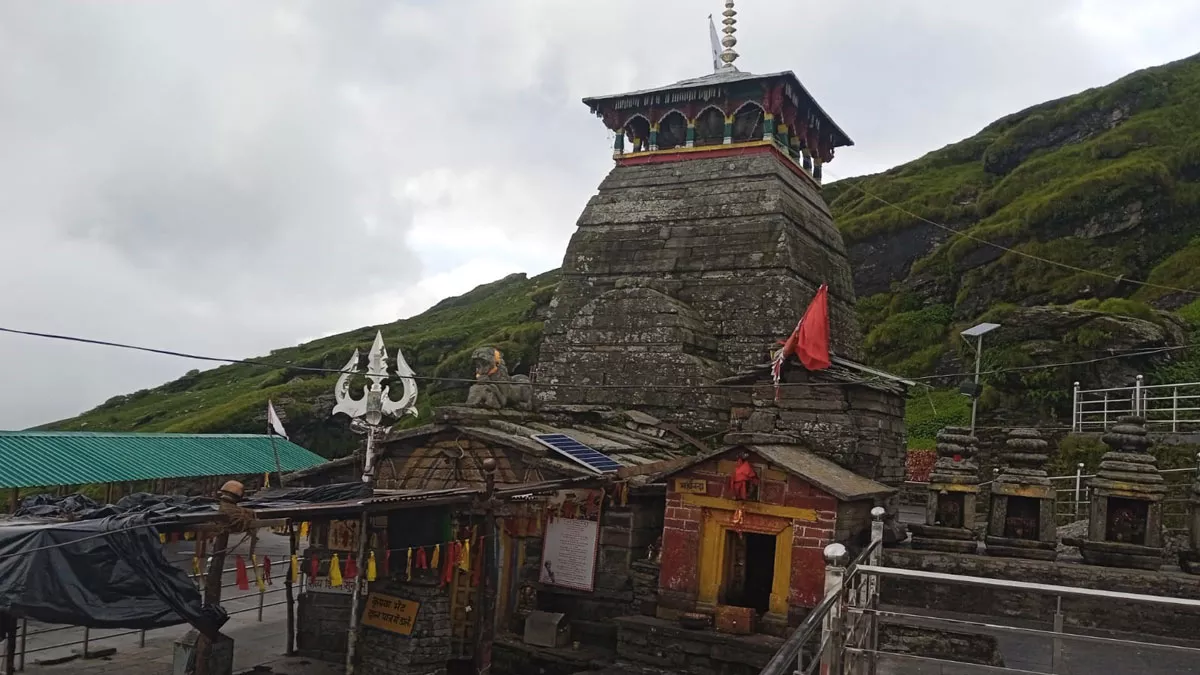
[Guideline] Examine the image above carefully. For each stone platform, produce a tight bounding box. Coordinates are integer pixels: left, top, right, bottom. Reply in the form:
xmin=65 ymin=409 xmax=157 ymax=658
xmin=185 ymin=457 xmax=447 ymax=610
xmin=614 ymin=615 xmax=785 ymax=675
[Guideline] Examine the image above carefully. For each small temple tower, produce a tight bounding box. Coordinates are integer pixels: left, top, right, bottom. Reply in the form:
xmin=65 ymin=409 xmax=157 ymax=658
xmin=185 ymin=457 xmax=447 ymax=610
xmin=1183 ymin=453 xmax=1200 ymax=574
xmin=1078 ymin=416 xmax=1166 ymax=571
xmin=985 ymin=429 xmax=1057 ymax=560
xmin=909 ymin=428 xmax=981 ymax=553
xmin=535 ymin=1 xmax=859 ymax=437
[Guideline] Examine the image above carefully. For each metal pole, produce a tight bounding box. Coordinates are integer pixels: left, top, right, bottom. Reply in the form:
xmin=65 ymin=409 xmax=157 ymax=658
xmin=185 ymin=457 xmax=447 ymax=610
xmin=1052 ymin=596 xmax=1064 ymax=674
xmin=1103 ymin=392 xmax=1109 ymax=428
xmin=820 ymin=544 xmax=848 ymax=675
xmin=138 ymin=629 xmax=145 ymax=648
xmin=970 ymin=334 xmax=983 ymax=437
xmin=3 ymin=614 xmax=16 ymax=675
xmin=345 ymin=425 xmax=376 ymax=675
xmin=285 ymin=522 xmax=297 ymax=656
xmin=1072 ymin=382 xmax=1080 ymax=432
xmin=258 ymin=584 xmax=265 ymax=622
xmin=17 ymin=620 xmax=25 ymax=672
xmin=1074 ymin=463 xmax=1084 ymax=520
xmin=1173 ymin=387 xmax=1179 ymax=432
xmin=867 ymin=508 xmax=884 ymax=675
xmin=267 ymin=418 xmax=286 ymax=489
xmin=1136 ymin=375 xmax=1144 ymax=417
xmin=477 ymin=460 xmax=499 ymax=675
xmin=82 ymin=627 xmax=89 ymax=659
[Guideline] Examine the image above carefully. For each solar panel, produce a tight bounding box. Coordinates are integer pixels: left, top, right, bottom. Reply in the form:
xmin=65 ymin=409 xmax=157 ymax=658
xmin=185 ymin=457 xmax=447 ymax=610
xmin=531 ymin=433 xmax=623 ymax=474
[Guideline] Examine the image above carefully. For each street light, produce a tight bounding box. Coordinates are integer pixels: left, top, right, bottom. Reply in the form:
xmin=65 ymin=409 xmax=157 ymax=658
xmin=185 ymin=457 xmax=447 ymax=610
xmin=960 ymin=322 xmax=1000 ymax=437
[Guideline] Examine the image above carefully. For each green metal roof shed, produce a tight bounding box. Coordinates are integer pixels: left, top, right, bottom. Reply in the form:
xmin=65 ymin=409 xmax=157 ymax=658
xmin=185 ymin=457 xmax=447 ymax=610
xmin=0 ymin=431 xmax=329 ymax=489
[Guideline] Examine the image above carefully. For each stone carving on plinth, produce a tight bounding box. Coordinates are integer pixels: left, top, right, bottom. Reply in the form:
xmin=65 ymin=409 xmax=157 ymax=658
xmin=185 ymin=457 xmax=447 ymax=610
xmin=909 ymin=427 xmax=980 ymax=554
xmin=1180 ymin=453 xmax=1200 ymax=574
xmin=465 ymin=347 xmax=534 ymax=411
xmin=1078 ymin=416 xmax=1166 ymax=571
xmin=985 ymin=429 xmax=1057 ymax=560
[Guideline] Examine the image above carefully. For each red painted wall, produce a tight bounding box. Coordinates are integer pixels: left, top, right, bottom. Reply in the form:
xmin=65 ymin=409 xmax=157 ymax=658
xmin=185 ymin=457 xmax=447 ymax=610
xmin=658 ymin=453 xmax=840 ymax=613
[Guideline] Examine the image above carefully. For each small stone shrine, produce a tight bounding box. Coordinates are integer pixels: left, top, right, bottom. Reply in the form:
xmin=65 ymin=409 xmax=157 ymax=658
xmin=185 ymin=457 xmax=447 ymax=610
xmin=1078 ymin=416 xmax=1166 ymax=571
xmin=1178 ymin=453 xmax=1200 ymax=574
xmin=985 ymin=428 xmax=1057 ymax=560
xmin=909 ymin=428 xmax=980 ymax=553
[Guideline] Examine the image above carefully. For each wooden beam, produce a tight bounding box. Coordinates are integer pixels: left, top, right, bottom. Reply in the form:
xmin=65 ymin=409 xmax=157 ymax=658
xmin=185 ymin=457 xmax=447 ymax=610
xmin=680 ymin=493 xmax=819 ymax=522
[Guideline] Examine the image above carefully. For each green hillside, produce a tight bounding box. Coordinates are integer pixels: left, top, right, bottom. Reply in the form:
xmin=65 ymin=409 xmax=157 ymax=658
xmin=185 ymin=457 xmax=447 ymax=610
xmin=46 ymin=52 xmax=1200 ymax=452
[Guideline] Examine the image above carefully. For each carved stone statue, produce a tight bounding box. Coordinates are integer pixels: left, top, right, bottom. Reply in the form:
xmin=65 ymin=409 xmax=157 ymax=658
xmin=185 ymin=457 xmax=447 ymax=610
xmin=465 ymin=347 xmax=534 ymax=411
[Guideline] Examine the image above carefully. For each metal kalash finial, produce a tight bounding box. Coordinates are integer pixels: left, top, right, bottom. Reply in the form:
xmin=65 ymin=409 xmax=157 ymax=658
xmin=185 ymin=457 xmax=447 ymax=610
xmin=333 ymin=330 xmax=418 ymax=482
xmin=719 ymin=0 xmax=739 ymax=69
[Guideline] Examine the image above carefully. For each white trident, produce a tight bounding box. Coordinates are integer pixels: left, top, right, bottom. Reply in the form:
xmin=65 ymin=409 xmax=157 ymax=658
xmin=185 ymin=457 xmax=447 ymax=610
xmin=332 ymin=330 xmax=418 ymax=482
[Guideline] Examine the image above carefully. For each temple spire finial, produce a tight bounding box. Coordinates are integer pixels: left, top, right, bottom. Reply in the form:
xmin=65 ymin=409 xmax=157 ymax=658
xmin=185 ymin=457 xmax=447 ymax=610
xmin=719 ymin=0 xmax=739 ymax=70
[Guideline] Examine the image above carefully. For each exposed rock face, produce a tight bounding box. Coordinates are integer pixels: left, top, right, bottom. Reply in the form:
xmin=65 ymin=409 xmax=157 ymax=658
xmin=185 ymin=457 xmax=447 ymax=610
xmin=535 ymin=152 xmax=863 ymax=435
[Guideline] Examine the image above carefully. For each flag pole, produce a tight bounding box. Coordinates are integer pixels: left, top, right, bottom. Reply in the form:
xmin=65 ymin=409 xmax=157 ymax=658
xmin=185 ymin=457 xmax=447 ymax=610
xmin=267 ymin=402 xmax=287 ymax=488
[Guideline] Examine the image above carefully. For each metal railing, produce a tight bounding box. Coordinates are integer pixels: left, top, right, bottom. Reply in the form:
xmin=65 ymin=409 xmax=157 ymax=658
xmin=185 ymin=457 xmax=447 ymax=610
xmin=760 ymin=540 xmax=1200 ymax=674
xmin=1 ymin=563 xmax=298 ymax=672
xmin=1073 ymin=375 xmax=1200 ymax=432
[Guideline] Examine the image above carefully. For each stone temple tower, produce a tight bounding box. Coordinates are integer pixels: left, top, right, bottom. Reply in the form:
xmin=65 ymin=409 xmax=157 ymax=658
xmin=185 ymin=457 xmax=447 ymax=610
xmin=535 ymin=6 xmax=860 ymax=435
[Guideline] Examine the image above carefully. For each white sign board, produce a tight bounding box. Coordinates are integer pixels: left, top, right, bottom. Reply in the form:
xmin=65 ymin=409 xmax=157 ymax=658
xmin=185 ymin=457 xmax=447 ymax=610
xmin=539 ymin=517 xmax=599 ymax=592
xmin=306 ymin=576 xmax=353 ymax=595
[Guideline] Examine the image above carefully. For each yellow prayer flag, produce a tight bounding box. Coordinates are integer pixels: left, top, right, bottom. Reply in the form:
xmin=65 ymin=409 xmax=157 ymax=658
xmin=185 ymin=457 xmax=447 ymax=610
xmin=192 ymin=556 xmax=201 ymax=578
xmin=290 ymin=555 xmax=300 ymax=585
xmin=300 ymin=522 xmax=310 ymax=539
xmin=430 ymin=544 xmax=440 ymax=568
xmin=252 ymin=555 xmax=266 ymax=592
xmin=459 ymin=539 xmax=470 ymax=572
xmin=405 ymin=548 xmax=412 ymax=581
xmin=367 ymin=551 xmax=377 ymax=582
xmin=159 ymin=533 xmax=167 ymax=544
xmin=330 ymin=554 xmax=343 ymax=586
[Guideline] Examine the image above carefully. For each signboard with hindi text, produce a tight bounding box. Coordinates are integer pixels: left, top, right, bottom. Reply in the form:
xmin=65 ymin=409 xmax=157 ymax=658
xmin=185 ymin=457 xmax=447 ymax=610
xmin=362 ymin=593 xmax=420 ymax=636
xmin=307 ymin=576 xmax=352 ymax=594
xmin=674 ymin=478 xmax=708 ymax=494
xmin=538 ymin=488 xmax=604 ymax=592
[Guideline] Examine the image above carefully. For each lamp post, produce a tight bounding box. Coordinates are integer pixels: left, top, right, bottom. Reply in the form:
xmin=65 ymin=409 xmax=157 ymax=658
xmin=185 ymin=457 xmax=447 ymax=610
xmin=960 ymin=322 xmax=1000 ymax=437
xmin=332 ymin=330 xmax=418 ymax=675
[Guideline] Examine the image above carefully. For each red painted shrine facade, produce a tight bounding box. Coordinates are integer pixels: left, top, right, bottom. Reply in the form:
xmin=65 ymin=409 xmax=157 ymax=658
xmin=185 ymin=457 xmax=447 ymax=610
xmin=653 ymin=444 xmax=893 ymax=634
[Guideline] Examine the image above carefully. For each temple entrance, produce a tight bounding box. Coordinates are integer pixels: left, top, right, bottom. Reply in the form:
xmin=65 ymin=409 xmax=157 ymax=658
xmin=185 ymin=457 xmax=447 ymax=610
xmin=1003 ymin=496 xmax=1040 ymax=540
xmin=1106 ymin=497 xmax=1149 ymax=546
xmin=723 ymin=531 xmax=776 ymax=615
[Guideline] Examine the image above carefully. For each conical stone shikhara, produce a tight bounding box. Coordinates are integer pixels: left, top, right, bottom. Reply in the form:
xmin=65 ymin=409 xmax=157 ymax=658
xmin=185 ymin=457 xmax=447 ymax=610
xmin=1079 ymin=416 xmax=1167 ymax=570
xmin=985 ymin=429 xmax=1057 ymax=560
xmin=909 ymin=427 xmax=981 ymax=554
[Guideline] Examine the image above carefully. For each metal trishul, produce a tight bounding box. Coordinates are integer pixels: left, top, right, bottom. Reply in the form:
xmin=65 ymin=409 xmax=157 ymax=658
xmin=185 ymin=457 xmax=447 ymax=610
xmin=333 ymin=330 xmax=419 ymax=423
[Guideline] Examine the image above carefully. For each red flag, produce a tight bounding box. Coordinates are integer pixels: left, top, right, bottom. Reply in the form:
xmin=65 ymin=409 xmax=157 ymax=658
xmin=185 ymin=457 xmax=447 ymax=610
xmin=309 ymin=556 xmax=319 ymax=581
xmin=346 ymin=555 xmax=358 ymax=579
xmin=384 ymin=550 xmax=391 ymax=575
xmin=795 ymin=285 xmax=831 ymax=371
xmin=235 ymin=556 xmax=250 ymax=591
xmin=415 ymin=547 xmax=428 ymax=570
xmin=263 ymin=556 xmax=272 ymax=585
xmin=772 ymin=284 xmax=831 ymax=400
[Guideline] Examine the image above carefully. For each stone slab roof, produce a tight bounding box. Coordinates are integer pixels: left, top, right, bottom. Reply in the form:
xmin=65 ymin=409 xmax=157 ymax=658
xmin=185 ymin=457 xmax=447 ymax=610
xmin=654 ymin=442 xmax=894 ymax=502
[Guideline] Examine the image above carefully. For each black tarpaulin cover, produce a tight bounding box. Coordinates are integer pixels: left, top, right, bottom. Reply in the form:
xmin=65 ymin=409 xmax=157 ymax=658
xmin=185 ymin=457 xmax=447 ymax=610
xmin=0 ymin=514 xmax=228 ymax=636
xmin=0 ymin=482 xmax=370 ymax=635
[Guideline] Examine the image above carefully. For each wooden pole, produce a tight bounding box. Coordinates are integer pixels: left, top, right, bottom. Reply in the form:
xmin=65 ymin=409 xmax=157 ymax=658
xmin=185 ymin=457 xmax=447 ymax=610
xmin=104 ymin=482 xmax=114 ymax=505
xmin=285 ymin=522 xmax=297 ymax=656
xmin=477 ymin=459 xmax=498 ymax=675
xmin=7 ymin=488 xmax=17 ymax=514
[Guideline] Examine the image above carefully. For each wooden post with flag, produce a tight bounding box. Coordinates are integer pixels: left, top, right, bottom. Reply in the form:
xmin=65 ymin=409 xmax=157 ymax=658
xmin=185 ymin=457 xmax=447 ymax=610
xmin=771 ymin=284 xmax=832 ymax=400
xmin=267 ymin=401 xmax=288 ymax=489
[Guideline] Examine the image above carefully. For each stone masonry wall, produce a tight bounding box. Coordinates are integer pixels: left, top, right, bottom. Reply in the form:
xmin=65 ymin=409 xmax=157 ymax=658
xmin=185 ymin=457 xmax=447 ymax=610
xmin=883 ymin=548 xmax=1200 ymax=640
xmin=296 ymin=587 xmax=351 ymax=662
xmin=357 ymin=576 xmax=452 ymax=675
xmin=535 ymin=151 xmax=864 ymax=436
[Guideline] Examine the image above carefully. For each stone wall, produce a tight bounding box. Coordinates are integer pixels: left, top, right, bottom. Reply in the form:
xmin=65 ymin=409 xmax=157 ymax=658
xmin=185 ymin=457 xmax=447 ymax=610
xmin=615 ymin=615 xmax=786 ymax=675
xmin=527 ymin=495 xmax=665 ymax=648
xmin=880 ymin=623 xmax=1005 ymax=667
xmin=630 ymin=561 xmax=660 ymax=617
xmin=357 ymin=576 xmax=452 ymax=675
xmin=535 ymin=151 xmax=864 ymax=435
xmin=883 ymin=548 xmax=1200 ymax=640
xmin=296 ymin=587 xmax=352 ymax=662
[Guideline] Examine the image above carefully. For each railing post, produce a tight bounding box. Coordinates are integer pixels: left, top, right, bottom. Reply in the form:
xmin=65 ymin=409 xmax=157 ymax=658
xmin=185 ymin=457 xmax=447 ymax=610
xmin=1074 ymin=463 xmax=1084 ymax=520
xmin=138 ymin=629 xmax=145 ymax=648
xmin=1072 ymin=382 xmax=1080 ymax=432
xmin=867 ymin=508 xmax=885 ymax=675
xmin=1135 ymin=374 xmax=1144 ymax=417
xmin=17 ymin=619 xmax=25 ymax=672
xmin=820 ymin=544 xmax=848 ymax=675
xmin=1103 ymin=392 xmax=1109 ymax=429
xmin=82 ymin=627 xmax=89 ymax=659
xmin=1173 ymin=386 xmax=1179 ymax=432
xmin=258 ymin=586 xmax=265 ymax=622
xmin=1052 ymin=596 xmax=1064 ymax=674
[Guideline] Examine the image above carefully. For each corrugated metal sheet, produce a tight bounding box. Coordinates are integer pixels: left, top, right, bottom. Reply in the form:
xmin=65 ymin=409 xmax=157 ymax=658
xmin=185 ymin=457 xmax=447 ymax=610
xmin=0 ymin=431 xmax=328 ymax=489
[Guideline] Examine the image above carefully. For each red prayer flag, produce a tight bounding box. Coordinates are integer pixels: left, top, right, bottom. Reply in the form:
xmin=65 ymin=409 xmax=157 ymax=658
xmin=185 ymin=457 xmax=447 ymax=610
xmin=383 ymin=550 xmax=391 ymax=575
xmin=771 ymin=283 xmax=831 ymax=400
xmin=309 ymin=556 xmax=319 ymax=581
xmin=346 ymin=555 xmax=358 ymax=579
xmin=415 ymin=547 xmax=428 ymax=569
xmin=263 ymin=556 xmax=272 ymax=585
xmin=235 ymin=556 xmax=250 ymax=591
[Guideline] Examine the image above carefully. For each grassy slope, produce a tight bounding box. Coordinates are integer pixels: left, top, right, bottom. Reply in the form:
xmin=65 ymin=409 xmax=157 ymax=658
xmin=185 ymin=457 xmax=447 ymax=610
xmin=46 ymin=271 xmax=561 ymax=458
xmin=45 ymin=53 xmax=1200 ymax=452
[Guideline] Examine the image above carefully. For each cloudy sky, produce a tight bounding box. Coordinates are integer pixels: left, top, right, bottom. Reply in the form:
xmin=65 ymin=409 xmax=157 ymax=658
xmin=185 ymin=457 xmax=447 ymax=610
xmin=1 ymin=0 xmax=1198 ymax=428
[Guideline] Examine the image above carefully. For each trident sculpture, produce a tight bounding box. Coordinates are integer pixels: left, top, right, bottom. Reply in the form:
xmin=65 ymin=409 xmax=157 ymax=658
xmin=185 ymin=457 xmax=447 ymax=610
xmin=332 ymin=330 xmax=418 ymax=483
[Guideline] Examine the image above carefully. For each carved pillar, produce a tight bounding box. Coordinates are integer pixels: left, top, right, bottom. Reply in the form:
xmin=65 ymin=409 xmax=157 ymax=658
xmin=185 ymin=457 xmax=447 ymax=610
xmin=685 ymin=120 xmax=695 ymax=148
xmin=762 ymin=113 xmax=775 ymax=142
xmin=649 ymin=123 xmax=659 ymax=151
xmin=723 ymin=115 xmax=733 ymax=145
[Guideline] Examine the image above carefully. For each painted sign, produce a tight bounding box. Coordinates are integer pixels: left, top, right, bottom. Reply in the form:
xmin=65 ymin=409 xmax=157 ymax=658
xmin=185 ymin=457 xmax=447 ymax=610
xmin=362 ymin=593 xmax=420 ymax=636
xmin=674 ymin=478 xmax=708 ymax=495
xmin=306 ymin=576 xmax=353 ymax=594
xmin=327 ymin=520 xmax=359 ymax=551
xmin=539 ymin=517 xmax=600 ymax=592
